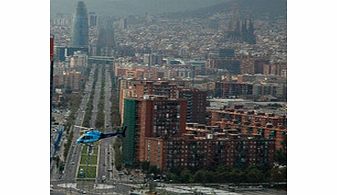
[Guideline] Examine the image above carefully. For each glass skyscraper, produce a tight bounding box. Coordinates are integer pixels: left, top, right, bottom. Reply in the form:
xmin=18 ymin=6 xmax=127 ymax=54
xmin=71 ymin=1 xmax=88 ymax=48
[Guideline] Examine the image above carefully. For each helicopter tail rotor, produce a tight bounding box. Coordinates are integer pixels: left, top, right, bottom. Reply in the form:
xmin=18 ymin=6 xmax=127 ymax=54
xmin=121 ymin=126 xmax=127 ymax=137
xmin=117 ymin=126 xmax=127 ymax=138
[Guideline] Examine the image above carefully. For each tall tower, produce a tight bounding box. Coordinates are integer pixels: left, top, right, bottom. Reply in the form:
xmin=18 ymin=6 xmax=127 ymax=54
xmin=96 ymin=18 xmax=115 ymax=56
xmin=88 ymin=12 xmax=97 ymax=27
xmin=71 ymin=1 xmax=88 ymax=48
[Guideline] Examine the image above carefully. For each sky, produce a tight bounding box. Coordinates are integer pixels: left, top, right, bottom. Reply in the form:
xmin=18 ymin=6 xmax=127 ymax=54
xmin=50 ymin=0 xmax=228 ymax=17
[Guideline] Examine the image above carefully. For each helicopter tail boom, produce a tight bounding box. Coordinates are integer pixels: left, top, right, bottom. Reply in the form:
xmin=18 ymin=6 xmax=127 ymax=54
xmin=100 ymin=126 xmax=127 ymax=139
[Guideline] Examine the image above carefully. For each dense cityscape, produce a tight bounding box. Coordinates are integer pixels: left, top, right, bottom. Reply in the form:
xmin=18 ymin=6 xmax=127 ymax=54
xmin=50 ymin=0 xmax=287 ymax=194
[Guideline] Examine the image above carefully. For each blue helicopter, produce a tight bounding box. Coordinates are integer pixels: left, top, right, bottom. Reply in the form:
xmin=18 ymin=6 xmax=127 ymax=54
xmin=74 ymin=125 xmax=126 ymax=144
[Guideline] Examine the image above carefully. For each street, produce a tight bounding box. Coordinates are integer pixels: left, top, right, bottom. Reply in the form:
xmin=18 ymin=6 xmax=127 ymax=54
xmin=61 ymin=64 xmax=97 ymax=182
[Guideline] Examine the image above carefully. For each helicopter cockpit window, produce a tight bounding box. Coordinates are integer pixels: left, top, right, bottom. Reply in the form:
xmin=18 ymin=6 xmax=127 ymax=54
xmin=82 ymin=136 xmax=93 ymax=140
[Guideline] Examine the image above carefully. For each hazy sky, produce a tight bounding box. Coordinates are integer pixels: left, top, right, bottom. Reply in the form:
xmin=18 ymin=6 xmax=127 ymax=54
xmin=50 ymin=0 xmax=228 ymax=17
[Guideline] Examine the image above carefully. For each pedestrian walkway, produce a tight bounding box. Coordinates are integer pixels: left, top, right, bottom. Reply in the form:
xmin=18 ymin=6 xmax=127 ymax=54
xmin=57 ymin=183 xmax=77 ymax=189
xmin=94 ymin=184 xmax=115 ymax=189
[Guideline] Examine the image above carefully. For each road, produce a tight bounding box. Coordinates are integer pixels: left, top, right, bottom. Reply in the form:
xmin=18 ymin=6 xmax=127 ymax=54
xmin=97 ymin=64 xmax=115 ymax=184
xmin=73 ymin=65 xmax=103 ymax=185
xmin=61 ymin=64 xmax=97 ymax=183
xmin=51 ymin=63 xmax=135 ymax=194
xmin=156 ymin=184 xmax=287 ymax=195
xmin=89 ymin=65 xmax=103 ymax=129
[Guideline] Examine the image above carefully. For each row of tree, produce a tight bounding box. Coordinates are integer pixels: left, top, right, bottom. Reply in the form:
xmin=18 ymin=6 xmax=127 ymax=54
xmin=82 ymin=68 xmax=98 ymax=127
xmin=95 ymin=68 xmax=106 ymax=130
xmin=109 ymin=67 xmax=123 ymax=171
xmin=134 ymin=161 xmax=286 ymax=184
xmin=62 ymin=93 xmax=81 ymax=165
xmin=167 ymin=165 xmax=286 ymax=184
xmin=114 ymin=138 xmax=123 ymax=171
xmin=55 ymin=65 xmax=93 ymax=172
xmin=110 ymin=73 xmax=120 ymax=126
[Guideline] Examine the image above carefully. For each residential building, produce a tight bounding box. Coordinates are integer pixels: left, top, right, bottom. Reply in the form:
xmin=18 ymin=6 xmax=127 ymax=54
xmin=122 ymin=96 xmax=187 ymax=166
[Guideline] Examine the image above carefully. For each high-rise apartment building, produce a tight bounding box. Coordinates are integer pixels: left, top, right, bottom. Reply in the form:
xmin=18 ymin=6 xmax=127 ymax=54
xmin=206 ymin=48 xmax=241 ymax=74
xmin=64 ymin=71 xmax=82 ymax=92
xmin=209 ymin=109 xmax=287 ymax=150
xmin=178 ymin=88 xmax=207 ymax=124
xmin=122 ymin=96 xmax=187 ymax=166
xmin=88 ymin=12 xmax=97 ymax=27
xmin=69 ymin=51 xmax=88 ymax=68
xmin=215 ymin=82 xmax=253 ymax=98
xmin=134 ymin=81 xmax=178 ymax=99
xmin=144 ymin=53 xmax=163 ymax=66
xmin=118 ymin=79 xmax=193 ymax=123
xmin=254 ymin=59 xmax=270 ymax=74
xmin=96 ymin=19 xmax=115 ymax=56
xmin=145 ymin=134 xmax=275 ymax=171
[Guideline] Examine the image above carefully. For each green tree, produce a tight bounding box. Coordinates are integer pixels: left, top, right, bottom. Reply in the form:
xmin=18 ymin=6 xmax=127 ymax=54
xmin=114 ymin=138 xmax=123 ymax=171
xmin=166 ymin=172 xmax=179 ymax=182
xmin=194 ymin=170 xmax=207 ymax=183
xmin=140 ymin=161 xmax=150 ymax=172
xmin=246 ymin=166 xmax=264 ymax=183
xmin=228 ymin=168 xmax=245 ymax=183
xmin=275 ymin=149 xmax=287 ymax=165
xmin=271 ymin=166 xmax=287 ymax=182
xmin=204 ymin=170 xmax=215 ymax=183
xmin=149 ymin=165 xmax=160 ymax=175
xmin=180 ymin=169 xmax=193 ymax=183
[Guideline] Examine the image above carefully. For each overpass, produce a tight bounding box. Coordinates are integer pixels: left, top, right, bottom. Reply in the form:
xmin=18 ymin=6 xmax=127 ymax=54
xmin=88 ymin=56 xmax=114 ymax=64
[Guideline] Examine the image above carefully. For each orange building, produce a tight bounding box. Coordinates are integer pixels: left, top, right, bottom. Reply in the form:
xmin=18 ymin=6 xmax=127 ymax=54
xmin=210 ymin=109 xmax=286 ymax=150
xmin=122 ymin=96 xmax=187 ymax=165
xmin=144 ymin=134 xmax=275 ymax=171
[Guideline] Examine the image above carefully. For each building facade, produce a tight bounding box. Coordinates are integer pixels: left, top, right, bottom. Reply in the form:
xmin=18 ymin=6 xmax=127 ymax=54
xmin=71 ymin=1 xmax=89 ymax=48
xmin=178 ymin=88 xmax=207 ymax=124
xmin=122 ymin=96 xmax=187 ymax=166
xmin=209 ymin=109 xmax=287 ymax=150
xmin=145 ymin=134 xmax=275 ymax=171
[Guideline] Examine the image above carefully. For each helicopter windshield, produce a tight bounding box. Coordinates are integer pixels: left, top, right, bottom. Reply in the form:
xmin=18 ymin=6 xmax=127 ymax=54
xmin=82 ymin=135 xmax=92 ymax=140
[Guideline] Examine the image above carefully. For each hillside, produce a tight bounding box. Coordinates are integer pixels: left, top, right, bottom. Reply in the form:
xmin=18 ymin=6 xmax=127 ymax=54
xmin=163 ymin=0 xmax=287 ymax=19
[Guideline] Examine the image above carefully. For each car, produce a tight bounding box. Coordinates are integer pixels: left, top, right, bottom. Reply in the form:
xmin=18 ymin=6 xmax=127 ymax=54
xmin=71 ymin=161 xmax=75 ymax=165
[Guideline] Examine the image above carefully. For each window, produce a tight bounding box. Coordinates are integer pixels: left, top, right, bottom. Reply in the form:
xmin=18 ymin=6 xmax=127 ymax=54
xmin=82 ymin=136 xmax=92 ymax=140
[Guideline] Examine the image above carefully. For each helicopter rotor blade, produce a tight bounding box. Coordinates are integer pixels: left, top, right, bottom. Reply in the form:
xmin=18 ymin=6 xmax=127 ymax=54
xmin=74 ymin=125 xmax=91 ymax=130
